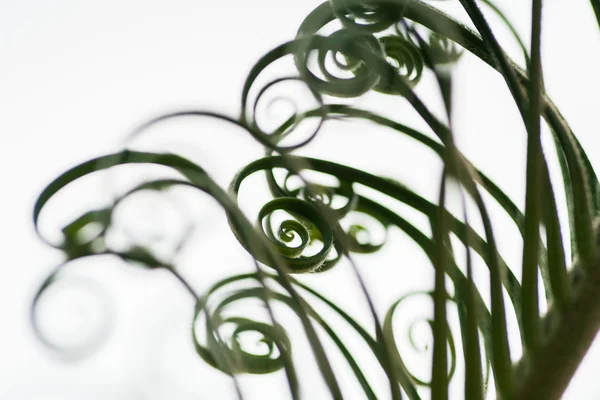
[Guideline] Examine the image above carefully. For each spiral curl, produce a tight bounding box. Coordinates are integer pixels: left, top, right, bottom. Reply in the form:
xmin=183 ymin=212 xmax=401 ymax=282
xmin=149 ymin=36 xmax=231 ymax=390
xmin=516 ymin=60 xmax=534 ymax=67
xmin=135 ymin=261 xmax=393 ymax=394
xmin=31 ymin=258 xmax=115 ymax=359
xmin=278 ymin=173 xmax=358 ymax=217
xmin=383 ymin=291 xmax=457 ymax=387
xmin=243 ymin=76 xmax=325 ymax=151
xmin=230 ymin=157 xmax=399 ymax=272
xmin=295 ymin=0 xmax=430 ymax=98
xmin=257 ymin=197 xmax=335 ymax=273
xmin=375 ymin=35 xmax=424 ymax=93
xmin=423 ymin=32 xmax=463 ymax=66
xmin=193 ymin=285 xmax=293 ymax=375
xmin=329 ymin=0 xmax=408 ymax=33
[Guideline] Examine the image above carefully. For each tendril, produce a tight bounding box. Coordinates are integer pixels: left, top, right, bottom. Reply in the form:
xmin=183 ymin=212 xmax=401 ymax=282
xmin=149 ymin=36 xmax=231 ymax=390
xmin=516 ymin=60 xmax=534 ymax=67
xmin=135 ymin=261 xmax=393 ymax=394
xmin=375 ymin=35 xmax=424 ymax=93
xmin=299 ymin=29 xmax=385 ymax=98
xmin=422 ymin=32 xmax=463 ymax=67
xmin=278 ymin=171 xmax=359 ymax=219
xmin=257 ymin=198 xmax=335 ymax=273
xmin=193 ymin=285 xmax=293 ymax=375
xmin=31 ymin=258 xmax=115 ymax=359
xmin=383 ymin=291 xmax=457 ymax=387
xmin=245 ymin=76 xmax=325 ymax=150
xmin=193 ymin=272 xmax=426 ymax=398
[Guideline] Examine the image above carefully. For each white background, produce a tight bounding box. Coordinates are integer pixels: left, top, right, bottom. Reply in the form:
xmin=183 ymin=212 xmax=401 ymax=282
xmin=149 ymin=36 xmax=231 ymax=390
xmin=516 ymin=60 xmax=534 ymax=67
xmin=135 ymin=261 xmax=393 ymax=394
xmin=1 ymin=0 xmax=600 ymax=398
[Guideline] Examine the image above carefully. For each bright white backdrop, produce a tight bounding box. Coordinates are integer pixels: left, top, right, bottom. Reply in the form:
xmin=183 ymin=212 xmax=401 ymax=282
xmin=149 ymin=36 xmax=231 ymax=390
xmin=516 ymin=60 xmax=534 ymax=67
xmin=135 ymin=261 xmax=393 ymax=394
xmin=1 ymin=0 xmax=600 ymax=398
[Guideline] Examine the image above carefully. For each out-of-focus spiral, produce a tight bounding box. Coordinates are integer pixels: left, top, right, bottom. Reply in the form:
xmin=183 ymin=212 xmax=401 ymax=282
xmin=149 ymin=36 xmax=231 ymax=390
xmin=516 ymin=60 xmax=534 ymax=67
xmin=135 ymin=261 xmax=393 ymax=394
xmin=31 ymin=259 xmax=115 ymax=360
xmin=374 ymin=35 xmax=424 ymax=94
xmin=345 ymin=220 xmax=387 ymax=254
xmin=342 ymin=196 xmax=392 ymax=254
xmin=383 ymin=291 xmax=457 ymax=387
xmin=108 ymin=183 xmax=196 ymax=264
xmin=296 ymin=29 xmax=386 ymax=98
xmin=422 ymin=32 xmax=463 ymax=66
xmin=59 ymin=207 xmax=112 ymax=259
xmin=329 ymin=0 xmax=408 ymax=33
